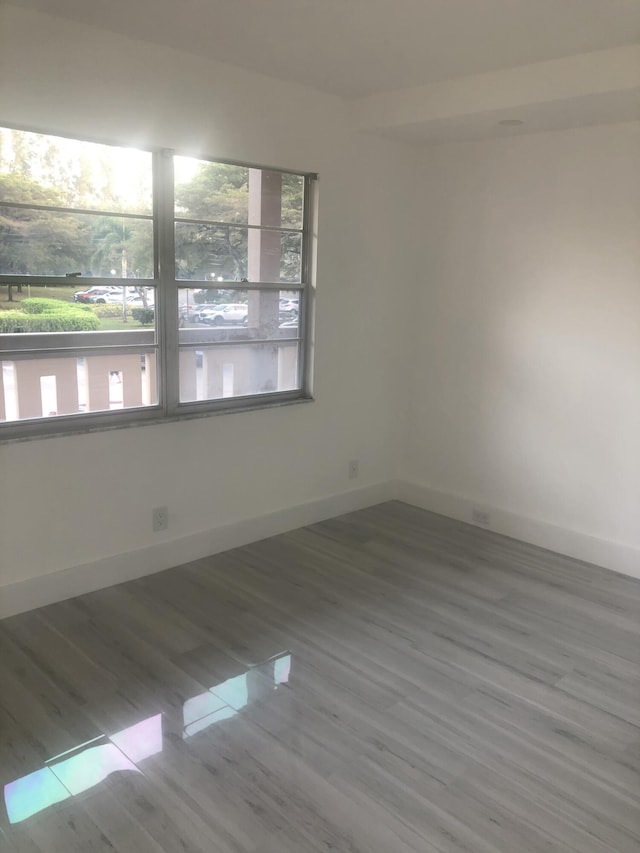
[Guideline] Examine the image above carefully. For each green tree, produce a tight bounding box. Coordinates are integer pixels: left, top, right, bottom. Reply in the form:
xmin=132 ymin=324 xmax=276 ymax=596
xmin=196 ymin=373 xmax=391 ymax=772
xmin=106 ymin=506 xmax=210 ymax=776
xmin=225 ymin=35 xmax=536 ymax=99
xmin=88 ymin=216 xmax=153 ymax=279
xmin=175 ymin=162 xmax=249 ymax=280
xmin=174 ymin=164 xmax=303 ymax=282
xmin=0 ymin=173 xmax=90 ymax=299
xmin=175 ymin=162 xmax=248 ymax=222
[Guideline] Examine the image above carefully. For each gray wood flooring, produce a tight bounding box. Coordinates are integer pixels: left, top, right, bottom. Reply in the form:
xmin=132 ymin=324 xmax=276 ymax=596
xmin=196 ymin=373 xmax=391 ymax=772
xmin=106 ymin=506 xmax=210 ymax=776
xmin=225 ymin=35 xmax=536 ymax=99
xmin=0 ymin=501 xmax=639 ymax=852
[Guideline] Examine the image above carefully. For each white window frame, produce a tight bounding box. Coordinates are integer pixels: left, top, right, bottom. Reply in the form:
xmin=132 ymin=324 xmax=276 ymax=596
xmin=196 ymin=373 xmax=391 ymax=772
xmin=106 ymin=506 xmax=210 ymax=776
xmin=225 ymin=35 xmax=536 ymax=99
xmin=0 ymin=128 xmax=317 ymax=441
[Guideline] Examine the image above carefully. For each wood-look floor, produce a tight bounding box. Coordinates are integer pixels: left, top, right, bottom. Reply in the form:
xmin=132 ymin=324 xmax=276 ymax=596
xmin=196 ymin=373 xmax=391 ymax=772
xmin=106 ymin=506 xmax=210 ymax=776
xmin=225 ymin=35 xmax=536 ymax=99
xmin=1 ymin=501 xmax=639 ymax=852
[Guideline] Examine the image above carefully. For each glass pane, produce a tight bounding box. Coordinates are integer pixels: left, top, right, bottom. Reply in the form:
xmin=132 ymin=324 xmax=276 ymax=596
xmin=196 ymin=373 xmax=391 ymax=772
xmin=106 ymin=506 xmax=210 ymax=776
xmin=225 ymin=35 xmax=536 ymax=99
xmin=0 ymin=286 xmax=156 ymax=334
xmin=0 ymin=351 xmax=157 ymax=423
xmin=280 ymin=231 xmax=303 ymax=283
xmin=174 ymin=157 xmax=249 ymax=223
xmin=0 ymin=207 xmax=154 ymax=278
xmin=179 ymin=341 xmax=299 ymax=403
xmin=178 ymin=288 xmax=300 ymax=342
xmin=174 ymin=159 xmax=303 ymax=229
xmin=0 ymin=127 xmax=152 ymax=214
xmin=175 ymin=223 xmax=247 ymax=281
xmin=248 ymin=170 xmax=304 ymax=229
xmin=175 ymin=224 xmax=301 ymax=283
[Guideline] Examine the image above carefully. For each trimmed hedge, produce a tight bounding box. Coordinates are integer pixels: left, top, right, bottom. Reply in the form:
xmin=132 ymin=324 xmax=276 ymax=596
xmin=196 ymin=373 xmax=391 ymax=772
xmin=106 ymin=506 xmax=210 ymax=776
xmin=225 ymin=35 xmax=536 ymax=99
xmin=131 ymin=307 xmax=154 ymax=325
xmin=90 ymin=303 xmax=124 ymax=318
xmin=20 ymin=297 xmax=84 ymax=314
xmin=0 ymin=298 xmax=100 ymax=332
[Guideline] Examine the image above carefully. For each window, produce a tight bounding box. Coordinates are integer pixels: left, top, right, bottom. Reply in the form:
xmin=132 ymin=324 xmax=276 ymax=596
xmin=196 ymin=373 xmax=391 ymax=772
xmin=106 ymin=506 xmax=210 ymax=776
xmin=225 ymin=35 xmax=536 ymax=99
xmin=0 ymin=127 xmax=316 ymax=438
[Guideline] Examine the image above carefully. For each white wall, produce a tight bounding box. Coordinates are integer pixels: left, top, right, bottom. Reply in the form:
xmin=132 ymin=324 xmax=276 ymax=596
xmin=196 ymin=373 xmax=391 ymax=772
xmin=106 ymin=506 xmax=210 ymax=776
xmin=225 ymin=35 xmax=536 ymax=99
xmin=0 ymin=6 xmax=417 ymax=599
xmin=403 ymin=121 xmax=640 ymax=576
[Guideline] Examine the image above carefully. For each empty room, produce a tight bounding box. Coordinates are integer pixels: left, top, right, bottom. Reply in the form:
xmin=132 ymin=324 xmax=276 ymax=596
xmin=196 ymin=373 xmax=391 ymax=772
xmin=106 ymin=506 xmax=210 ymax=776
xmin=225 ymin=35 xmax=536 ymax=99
xmin=1 ymin=1 xmax=639 ymax=850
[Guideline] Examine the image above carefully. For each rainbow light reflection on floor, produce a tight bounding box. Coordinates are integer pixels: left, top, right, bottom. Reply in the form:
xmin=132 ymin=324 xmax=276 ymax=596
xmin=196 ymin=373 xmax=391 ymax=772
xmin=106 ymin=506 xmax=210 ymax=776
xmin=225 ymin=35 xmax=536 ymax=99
xmin=4 ymin=652 xmax=291 ymax=824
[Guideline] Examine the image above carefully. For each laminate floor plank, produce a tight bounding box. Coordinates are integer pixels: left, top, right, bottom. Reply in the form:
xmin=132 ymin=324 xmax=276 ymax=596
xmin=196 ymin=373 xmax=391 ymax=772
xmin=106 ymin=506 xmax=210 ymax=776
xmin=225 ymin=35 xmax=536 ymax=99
xmin=1 ymin=501 xmax=638 ymax=851
xmin=440 ymin=760 xmax=640 ymax=853
xmin=555 ymin=667 xmax=640 ymax=727
xmin=390 ymin=689 xmax=640 ymax=838
xmin=0 ymin=641 xmax=102 ymax=762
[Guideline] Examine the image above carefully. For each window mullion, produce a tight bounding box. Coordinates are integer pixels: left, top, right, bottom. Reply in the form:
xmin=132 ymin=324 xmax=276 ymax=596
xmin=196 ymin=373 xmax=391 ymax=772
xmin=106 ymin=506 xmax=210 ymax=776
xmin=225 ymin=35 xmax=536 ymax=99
xmin=299 ymin=174 xmax=316 ymax=395
xmin=154 ymin=149 xmax=178 ymax=416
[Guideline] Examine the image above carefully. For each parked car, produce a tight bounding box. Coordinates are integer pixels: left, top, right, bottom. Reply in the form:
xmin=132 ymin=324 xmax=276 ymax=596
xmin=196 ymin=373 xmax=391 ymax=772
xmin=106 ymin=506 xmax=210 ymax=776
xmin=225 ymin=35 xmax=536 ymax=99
xmin=201 ymin=303 xmax=248 ymax=326
xmin=279 ymin=298 xmax=299 ymax=316
xmin=103 ymin=289 xmax=128 ymax=304
xmin=133 ymin=290 xmax=155 ymax=307
xmin=74 ymin=286 xmax=121 ymax=304
xmin=185 ymin=303 xmax=219 ymax=323
xmin=104 ymin=288 xmax=154 ymax=307
xmin=126 ymin=295 xmax=154 ymax=308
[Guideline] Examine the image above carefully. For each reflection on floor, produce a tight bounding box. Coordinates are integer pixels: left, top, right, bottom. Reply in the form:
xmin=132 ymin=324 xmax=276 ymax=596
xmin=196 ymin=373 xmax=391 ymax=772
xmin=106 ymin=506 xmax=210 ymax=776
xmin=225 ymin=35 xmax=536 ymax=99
xmin=5 ymin=653 xmax=291 ymax=824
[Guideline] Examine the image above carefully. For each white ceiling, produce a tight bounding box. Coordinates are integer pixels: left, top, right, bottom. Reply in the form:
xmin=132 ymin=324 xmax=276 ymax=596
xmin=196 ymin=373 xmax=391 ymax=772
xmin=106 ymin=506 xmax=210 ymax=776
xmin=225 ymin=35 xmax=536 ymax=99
xmin=9 ymin=0 xmax=640 ymax=99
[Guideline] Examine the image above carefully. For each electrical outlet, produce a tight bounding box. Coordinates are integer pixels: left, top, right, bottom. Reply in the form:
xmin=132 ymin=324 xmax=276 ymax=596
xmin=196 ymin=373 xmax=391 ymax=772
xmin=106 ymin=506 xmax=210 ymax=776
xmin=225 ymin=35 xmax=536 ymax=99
xmin=472 ymin=507 xmax=490 ymax=527
xmin=348 ymin=459 xmax=359 ymax=480
xmin=152 ymin=506 xmax=169 ymax=532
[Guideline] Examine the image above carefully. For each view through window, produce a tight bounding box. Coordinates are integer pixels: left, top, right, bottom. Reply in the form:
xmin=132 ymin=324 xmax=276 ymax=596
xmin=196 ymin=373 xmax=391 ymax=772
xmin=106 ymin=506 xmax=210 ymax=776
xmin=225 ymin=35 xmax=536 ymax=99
xmin=0 ymin=127 xmax=315 ymax=436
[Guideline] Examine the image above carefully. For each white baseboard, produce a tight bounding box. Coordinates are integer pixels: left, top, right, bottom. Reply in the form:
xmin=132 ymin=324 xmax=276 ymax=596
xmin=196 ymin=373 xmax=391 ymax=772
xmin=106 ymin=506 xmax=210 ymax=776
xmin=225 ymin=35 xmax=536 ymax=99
xmin=3 ymin=478 xmax=638 ymax=619
xmin=0 ymin=481 xmax=395 ymax=619
xmin=396 ymin=480 xmax=640 ymax=581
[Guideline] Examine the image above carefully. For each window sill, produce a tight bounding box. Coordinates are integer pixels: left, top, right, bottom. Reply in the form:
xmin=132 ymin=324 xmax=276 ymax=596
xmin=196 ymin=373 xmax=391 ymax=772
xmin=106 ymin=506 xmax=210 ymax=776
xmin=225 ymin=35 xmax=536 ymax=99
xmin=0 ymin=393 xmax=314 ymax=445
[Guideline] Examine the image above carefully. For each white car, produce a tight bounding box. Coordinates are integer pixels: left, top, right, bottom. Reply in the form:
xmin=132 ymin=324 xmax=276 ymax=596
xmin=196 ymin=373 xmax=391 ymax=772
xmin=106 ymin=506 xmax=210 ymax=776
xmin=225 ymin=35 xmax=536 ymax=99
xmin=201 ymin=303 xmax=248 ymax=326
xmin=104 ymin=288 xmax=154 ymax=306
xmin=126 ymin=293 xmax=155 ymax=308
xmin=279 ymin=298 xmax=299 ymax=315
xmin=74 ymin=286 xmax=122 ymax=303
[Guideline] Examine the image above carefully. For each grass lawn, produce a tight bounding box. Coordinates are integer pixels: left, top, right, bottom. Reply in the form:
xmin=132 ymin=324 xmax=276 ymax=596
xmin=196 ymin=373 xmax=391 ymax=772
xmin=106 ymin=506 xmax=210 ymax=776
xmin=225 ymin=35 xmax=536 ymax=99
xmin=97 ymin=317 xmax=152 ymax=331
xmin=0 ymin=284 xmax=78 ymax=309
